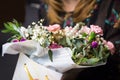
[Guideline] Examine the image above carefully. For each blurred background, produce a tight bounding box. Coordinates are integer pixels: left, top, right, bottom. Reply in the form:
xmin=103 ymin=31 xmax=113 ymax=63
xmin=0 ymin=0 xmax=41 ymax=51
xmin=0 ymin=0 xmax=41 ymax=80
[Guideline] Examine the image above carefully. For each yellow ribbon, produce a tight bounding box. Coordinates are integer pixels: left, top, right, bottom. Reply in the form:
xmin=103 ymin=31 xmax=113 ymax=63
xmin=24 ymin=63 xmax=49 ymax=80
xmin=45 ymin=75 xmax=49 ymax=80
xmin=24 ymin=64 xmax=34 ymax=80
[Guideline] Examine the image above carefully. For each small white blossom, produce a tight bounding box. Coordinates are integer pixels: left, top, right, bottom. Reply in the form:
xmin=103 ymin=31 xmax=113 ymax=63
xmin=20 ymin=27 xmax=29 ymax=38
xmin=32 ymin=22 xmax=36 ymax=25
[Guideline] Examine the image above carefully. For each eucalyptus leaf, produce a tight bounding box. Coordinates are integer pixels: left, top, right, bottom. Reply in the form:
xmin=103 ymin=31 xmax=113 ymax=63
xmin=93 ymin=48 xmax=98 ymax=57
xmin=82 ymin=47 xmax=86 ymax=56
xmin=99 ymin=45 xmax=103 ymax=59
xmin=77 ymin=57 xmax=87 ymax=65
xmin=48 ymin=49 xmax=53 ymax=62
xmin=66 ymin=37 xmax=72 ymax=47
xmin=87 ymin=58 xmax=99 ymax=64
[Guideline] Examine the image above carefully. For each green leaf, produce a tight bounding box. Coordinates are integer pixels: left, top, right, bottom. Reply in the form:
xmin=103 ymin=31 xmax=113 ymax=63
xmin=48 ymin=49 xmax=53 ymax=62
xmin=88 ymin=32 xmax=96 ymax=42
xmin=98 ymin=45 xmax=103 ymax=59
xmin=3 ymin=23 xmax=14 ymax=31
xmin=82 ymin=33 xmax=87 ymax=37
xmin=82 ymin=47 xmax=86 ymax=56
xmin=87 ymin=58 xmax=99 ymax=64
xmin=13 ymin=19 xmax=21 ymax=27
xmin=66 ymin=37 xmax=72 ymax=47
xmin=1 ymin=29 xmax=10 ymax=33
xmin=93 ymin=48 xmax=98 ymax=57
xmin=72 ymin=47 xmax=77 ymax=59
xmin=77 ymin=57 xmax=87 ymax=65
xmin=1 ymin=20 xmax=21 ymax=35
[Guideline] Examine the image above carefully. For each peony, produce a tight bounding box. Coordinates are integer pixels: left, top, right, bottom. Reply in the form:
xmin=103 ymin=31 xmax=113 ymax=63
xmin=47 ymin=24 xmax=61 ymax=32
xmin=90 ymin=25 xmax=103 ymax=35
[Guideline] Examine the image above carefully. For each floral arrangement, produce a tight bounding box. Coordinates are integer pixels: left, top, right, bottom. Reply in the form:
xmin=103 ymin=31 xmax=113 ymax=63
xmin=2 ymin=19 xmax=115 ymax=66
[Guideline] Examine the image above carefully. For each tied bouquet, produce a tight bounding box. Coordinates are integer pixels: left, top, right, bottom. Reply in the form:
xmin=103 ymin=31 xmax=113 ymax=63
xmin=2 ymin=19 xmax=115 ymax=66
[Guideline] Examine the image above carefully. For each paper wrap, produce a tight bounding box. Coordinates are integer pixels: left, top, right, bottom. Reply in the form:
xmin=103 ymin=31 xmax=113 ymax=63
xmin=2 ymin=40 xmax=105 ymax=73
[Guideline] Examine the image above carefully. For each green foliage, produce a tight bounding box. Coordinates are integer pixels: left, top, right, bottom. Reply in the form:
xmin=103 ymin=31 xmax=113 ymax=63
xmin=48 ymin=49 xmax=53 ymax=62
xmin=88 ymin=32 xmax=96 ymax=42
xmin=1 ymin=19 xmax=21 ymax=35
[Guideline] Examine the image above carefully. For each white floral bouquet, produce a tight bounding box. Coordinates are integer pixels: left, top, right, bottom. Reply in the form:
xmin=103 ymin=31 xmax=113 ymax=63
xmin=2 ymin=19 xmax=115 ymax=67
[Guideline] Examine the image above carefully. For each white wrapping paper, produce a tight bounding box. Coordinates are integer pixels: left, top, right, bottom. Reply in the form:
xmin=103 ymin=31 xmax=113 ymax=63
xmin=13 ymin=53 xmax=62 ymax=80
xmin=2 ymin=40 xmax=105 ymax=73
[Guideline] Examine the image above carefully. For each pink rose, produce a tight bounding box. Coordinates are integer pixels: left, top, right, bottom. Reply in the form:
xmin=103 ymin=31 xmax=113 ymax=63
xmin=90 ymin=25 xmax=103 ymax=35
xmin=80 ymin=26 xmax=91 ymax=34
xmin=105 ymin=41 xmax=115 ymax=54
xmin=47 ymin=24 xmax=61 ymax=32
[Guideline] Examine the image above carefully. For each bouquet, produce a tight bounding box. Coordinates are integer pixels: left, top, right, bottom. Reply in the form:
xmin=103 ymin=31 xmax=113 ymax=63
xmin=2 ymin=19 xmax=115 ymax=66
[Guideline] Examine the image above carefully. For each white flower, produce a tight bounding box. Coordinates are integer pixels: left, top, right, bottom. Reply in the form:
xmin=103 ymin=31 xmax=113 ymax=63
xmin=32 ymin=22 xmax=36 ymax=25
xmin=38 ymin=37 xmax=45 ymax=45
xmin=20 ymin=27 xmax=29 ymax=38
xmin=64 ymin=26 xmax=72 ymax=36
xmin=27 ymin=27 xmax=33 ymax=35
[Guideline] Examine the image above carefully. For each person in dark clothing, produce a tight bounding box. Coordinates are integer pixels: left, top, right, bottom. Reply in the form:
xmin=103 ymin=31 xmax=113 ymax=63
xmin=38 ymin=0 xmax=120 ymax=80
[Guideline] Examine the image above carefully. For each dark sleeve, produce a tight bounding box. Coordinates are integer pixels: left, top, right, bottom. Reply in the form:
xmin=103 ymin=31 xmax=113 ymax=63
xmin=93 ymin=1 xmax=120 ymax=73
xmin=104 ymin=0 xmax=120 ymax=54
xmin=96 ymin=0 xmax=120 ymax=55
